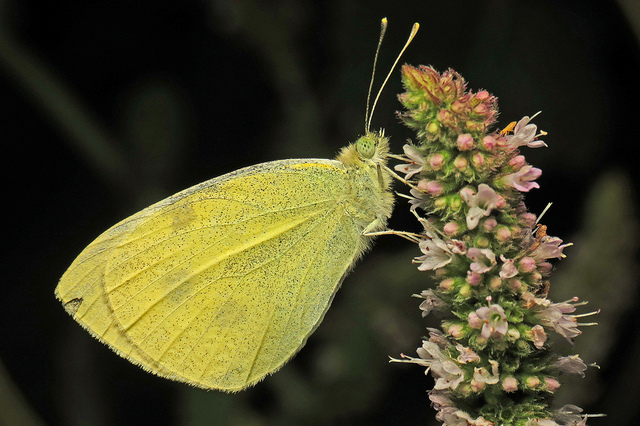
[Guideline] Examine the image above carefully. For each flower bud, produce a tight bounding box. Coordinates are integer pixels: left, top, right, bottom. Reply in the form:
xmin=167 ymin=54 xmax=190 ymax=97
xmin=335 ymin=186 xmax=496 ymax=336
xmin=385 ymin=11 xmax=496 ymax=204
xmin=496 ymin=226 xmax=512 ymax=242
xmin=520 ymin=212 xmax=537 ymax=228
xmin=427 ymin=121 xmax=439 ymax=134
xmin=471 ymin=380 xmax=485 ymax=392
xmin=437 ymin=109 xmax=452 ymax=123
xmin=472 ymin=152 xmax=485 ymax=168
xmin=466 ymin=271 xmax=482 ymax=286
xmin=454 ymin=156 xmax=468 ymax=171
xmin=459 ymin=284 xmax=472 ymax=298
xmin=448 ymin=323 xmax=465 ymax=339
xmin=508 ymin=155 xmax=526 ymax=170
xmin=473 ymin=103 xmax=487 ymax=114
xmin=502 ymin=377 xmax=518 ymax=392
xmin=475 ymin=90 xmax=490 ymax=101
xmin=544 ymin=377 xmax=561 ymax=392
xmin=466 ymin=121 xmax=484 ymax=131
xmin=483 ymin=217 xmax=498 ymax=232
xmin=537 ymin=262 xmax=553 ymax=274
xmin=468 ymin=312 xmax=483 ymax=328
xmin=509 ymin=279 xmax=522 ymax=291
xmin=451 ymin=101 xmax=464 ymax=113
xmin=475 ymin=236 xmax=490 ymax=248
xmin=489 ymin=276 xmax=502 ymax=290
xmin=507 ymin=327 xmax=521 ymax=341
xmin=457 ymin=134 xmax=474 ymax=151
xmin=459 ymin=187 xmax=475 ymax=199
xmin=425 ymin=181 xmax=444 ymax=196
xmin=525 ymin=376 xmax=540 ymax=388
xmin=519 ymin=257 xmax=537 ymax=273
xmin=450 ymin=196 xmax=462 ymax=211
xmin=444 ymin=222 xmax=459 ymax=236
xmin=456 ymin=383 xmax=473 ymax=397
xmin=429 ymin=153 xmax=445 ymax=169
xmin=434 ymin=197 xmax=447 ymax=209
xmin=440 ymin=278 xmax=454 ymax=290
xmin=482 ymin=135 xmax=496 ymax=150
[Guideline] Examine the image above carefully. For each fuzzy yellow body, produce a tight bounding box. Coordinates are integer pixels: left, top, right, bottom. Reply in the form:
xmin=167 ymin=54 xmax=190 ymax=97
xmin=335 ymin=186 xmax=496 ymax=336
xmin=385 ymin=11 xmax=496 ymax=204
xmin=56 ymin=132 xmax=393 ymax=391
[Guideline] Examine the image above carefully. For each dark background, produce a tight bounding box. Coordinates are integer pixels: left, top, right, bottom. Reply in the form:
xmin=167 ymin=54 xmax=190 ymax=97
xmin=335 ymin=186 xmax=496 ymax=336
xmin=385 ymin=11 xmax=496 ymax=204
xmin=1 ymin=0 xmax=639 ymax=425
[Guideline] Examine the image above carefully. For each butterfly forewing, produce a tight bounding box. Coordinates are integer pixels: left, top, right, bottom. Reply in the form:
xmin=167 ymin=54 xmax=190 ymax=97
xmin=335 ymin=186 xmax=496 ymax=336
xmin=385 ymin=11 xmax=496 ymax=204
xmin=57 ymin=159 xmax=365 ymax=390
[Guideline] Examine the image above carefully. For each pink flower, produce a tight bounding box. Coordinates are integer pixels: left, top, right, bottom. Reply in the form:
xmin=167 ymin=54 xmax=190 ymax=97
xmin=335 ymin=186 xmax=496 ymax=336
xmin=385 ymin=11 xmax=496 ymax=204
xmin=532 ymin=236 xmax=571 ymax=260
xmin=499 ymin=254 xmax=518 ymax=279
xmin=475 ymin=304 xmax=508 ymax=340
xmin=449 ymin=239 xmax=467 ymax=254
xmin=427 ymin=327 xmax=449 ymax=347
xmin=472 ymin=360 xmax=500 ymax=387
xmin=554 ymin=405 xmax=587 ymax=425
xmin=468 ymin=311 xmax=483 ymax=328
xmin=394 ymin=144 xmax=425 ymax=179
xmin=417 ymin=342 xmax=465 ymax=390
xmin=521 ymin=291 xmax=551 ymax=309
xmin=502 ymin=165 xmax=542 ymax=192
xmin=505 ymin=113 xmax=547 ymax=149
xmin=392 ymin=342 xmax=463 ymax=391
xmin=418 ymin=289 xmax=445 ymax=317
xmin=455 ymin=344 xmax=480 ymax=364
xmin=531 ymin=324 xmax=548 ymax=349
xmin=414 ymin=237 xmax=453 ymax=271
xmin=428 ymin=390 xmax=455 ymax=412
xmin=407 ymin=188 xmax=428 ymax=211
xmin=536 ymin=298 xmax=591 ymax=343
xmin=554 ymin=355 xmax=588 ymax=377
xmin=460 ymin=184 xmax=501 ymax=230
xmin=467 ymin=247 xmax=497 ymax=273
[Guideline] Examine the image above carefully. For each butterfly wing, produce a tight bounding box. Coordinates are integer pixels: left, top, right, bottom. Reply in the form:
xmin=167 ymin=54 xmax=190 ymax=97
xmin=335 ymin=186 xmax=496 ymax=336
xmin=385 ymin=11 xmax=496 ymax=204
xmin=56 ymin=158 xmax=368 ymax=391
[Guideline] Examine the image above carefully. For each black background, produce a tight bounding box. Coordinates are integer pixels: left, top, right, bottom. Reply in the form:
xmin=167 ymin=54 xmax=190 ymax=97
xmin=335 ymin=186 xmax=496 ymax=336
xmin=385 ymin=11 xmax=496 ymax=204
xmin=1 ymin=1 xmax=639 ymax=425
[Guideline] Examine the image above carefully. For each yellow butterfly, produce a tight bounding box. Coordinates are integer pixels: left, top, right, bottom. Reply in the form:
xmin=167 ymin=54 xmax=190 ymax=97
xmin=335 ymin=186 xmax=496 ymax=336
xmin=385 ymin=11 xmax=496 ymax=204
xmin=55 ymin=19 xmax=419 ymax=392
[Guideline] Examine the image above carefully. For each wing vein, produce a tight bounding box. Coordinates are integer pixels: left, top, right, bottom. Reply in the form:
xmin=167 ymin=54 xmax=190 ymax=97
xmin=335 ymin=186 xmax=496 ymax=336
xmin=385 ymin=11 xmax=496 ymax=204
xmin=105 ymin=198 xmax=335 ymax=296
xmin=191 ymin=205 xmax=344 ymax=384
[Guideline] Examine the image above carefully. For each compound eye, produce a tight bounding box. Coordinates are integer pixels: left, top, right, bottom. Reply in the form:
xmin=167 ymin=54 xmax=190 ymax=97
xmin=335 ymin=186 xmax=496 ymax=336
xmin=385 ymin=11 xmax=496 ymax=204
xmin=356 ymin=136 xmax=376 ymax=159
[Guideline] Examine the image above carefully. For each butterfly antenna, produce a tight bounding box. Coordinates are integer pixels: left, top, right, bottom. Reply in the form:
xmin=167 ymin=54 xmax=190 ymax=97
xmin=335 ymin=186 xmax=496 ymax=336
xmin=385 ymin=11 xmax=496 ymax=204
xmin=366 ymin=21 xmax=419 ymax=133
xmin=365 ymin=18 xmax=388 ymax=134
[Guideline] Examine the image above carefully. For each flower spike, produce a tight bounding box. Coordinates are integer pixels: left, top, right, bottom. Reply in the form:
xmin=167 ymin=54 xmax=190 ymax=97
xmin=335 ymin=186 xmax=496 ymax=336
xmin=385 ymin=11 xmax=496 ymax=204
xmin=393 ymin=65 xmax=596 ymax=424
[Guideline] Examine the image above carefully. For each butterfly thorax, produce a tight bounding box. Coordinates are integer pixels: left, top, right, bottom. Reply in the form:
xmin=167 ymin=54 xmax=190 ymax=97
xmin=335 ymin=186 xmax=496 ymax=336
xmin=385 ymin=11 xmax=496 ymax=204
xmin=335 ymin=131 xmax=394 ymax=237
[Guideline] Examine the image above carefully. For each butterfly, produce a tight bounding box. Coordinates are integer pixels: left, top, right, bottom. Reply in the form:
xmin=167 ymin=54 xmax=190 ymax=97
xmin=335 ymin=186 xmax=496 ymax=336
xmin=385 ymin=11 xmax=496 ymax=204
xmin=56 ymin=19 xmax=419 ymax=391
